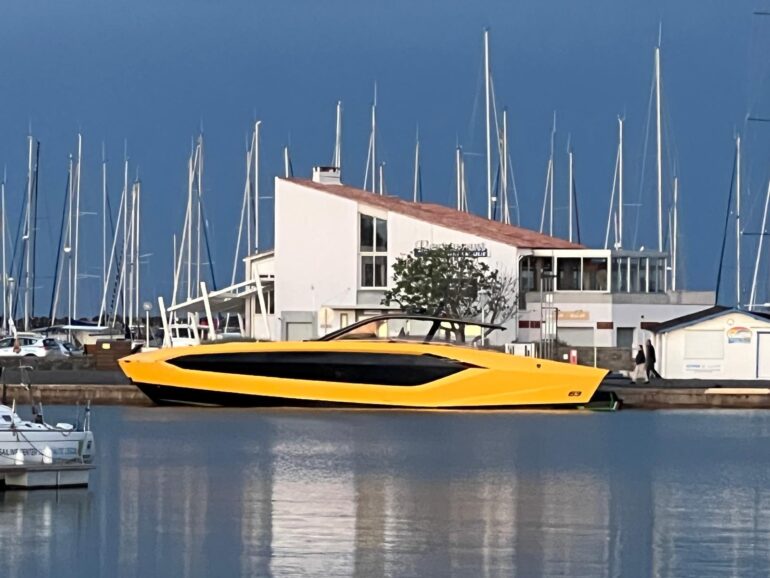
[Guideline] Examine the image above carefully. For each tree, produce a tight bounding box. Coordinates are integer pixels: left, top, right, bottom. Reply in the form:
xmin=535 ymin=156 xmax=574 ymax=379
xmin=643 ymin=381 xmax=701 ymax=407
xmin=382 ymin=244 xmax=517 ymax=325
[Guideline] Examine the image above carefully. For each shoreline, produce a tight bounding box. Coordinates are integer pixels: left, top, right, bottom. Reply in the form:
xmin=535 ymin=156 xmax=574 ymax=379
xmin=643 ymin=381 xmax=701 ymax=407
xmin=3 ymin=382 xmax=770 ymax=409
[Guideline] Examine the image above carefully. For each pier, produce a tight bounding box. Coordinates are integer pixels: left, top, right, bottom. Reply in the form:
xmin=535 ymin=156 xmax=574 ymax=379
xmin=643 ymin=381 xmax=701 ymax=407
xmin=2 ymin=375 xmax=770 ymax=409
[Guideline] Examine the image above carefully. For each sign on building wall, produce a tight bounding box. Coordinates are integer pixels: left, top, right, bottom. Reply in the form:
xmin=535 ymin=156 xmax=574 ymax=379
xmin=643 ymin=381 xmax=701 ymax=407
xmin=684 ymin=362 xmax=723 ymax=374
xmin=726 ymin=326 xmax=751 ymax=344
xmin=414 ymin=241 xmax=489 ymax=258
xmin=558 ymin=309 xmax=590 ymax=321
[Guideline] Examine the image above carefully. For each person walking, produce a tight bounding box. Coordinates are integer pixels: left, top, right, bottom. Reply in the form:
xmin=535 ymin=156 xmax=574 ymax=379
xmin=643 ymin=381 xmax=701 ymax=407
xmin=645 ymin=339 xmax=662 ymax=380
xmin=632 ymin=345 xmax=647 ymax=383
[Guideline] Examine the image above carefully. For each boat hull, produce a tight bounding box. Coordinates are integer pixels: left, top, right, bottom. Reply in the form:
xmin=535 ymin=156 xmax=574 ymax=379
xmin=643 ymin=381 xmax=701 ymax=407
xmin=0 ymin=431 xmax=94 ymax=465
xmin=120 ymin=340 xmax=608 ymax=409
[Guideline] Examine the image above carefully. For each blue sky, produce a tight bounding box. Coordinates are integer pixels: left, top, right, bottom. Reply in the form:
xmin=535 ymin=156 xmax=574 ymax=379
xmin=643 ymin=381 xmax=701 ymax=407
xmin=0 ymin=0 xmax=766 ymax=315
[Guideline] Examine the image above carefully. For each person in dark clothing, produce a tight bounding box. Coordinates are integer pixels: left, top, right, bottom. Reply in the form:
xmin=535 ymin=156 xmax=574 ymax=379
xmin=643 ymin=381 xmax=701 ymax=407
xmin=645 ymin=339 xmax=662 ymax=380
xmin=633 ymin=345 xmax=647 ymax=383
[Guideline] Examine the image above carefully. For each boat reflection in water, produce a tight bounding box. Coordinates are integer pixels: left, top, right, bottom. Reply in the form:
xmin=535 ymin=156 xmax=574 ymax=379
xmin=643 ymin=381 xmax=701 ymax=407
xmin=120 ymin=314 xmax=608 ymax=409
xmin=2 ymin=408 xmax=770 ymax=577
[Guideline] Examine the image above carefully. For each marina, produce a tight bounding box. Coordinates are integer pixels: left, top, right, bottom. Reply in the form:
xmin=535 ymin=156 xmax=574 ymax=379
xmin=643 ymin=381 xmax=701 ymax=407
xmin=1 ymin=406 xmax=770 ymax=577
xmin=3 ymin=0 xmax=770 ymax=575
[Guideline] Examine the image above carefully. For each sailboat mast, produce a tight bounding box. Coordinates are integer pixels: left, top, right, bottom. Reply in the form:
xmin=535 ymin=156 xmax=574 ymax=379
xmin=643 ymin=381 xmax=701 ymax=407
xmin=502 ymin=108 xmax=509 ymax=224
xmin=568 ymin=148 xmax=575 ymax=243
xmin=254 ymin=122 xmax=260 ymax=252
xmin=102 ymin=142 xmax=107 ymax=293
xmin=655 ymin=43 xmax=664 ymax=253
xmin=245 ymin=137 xmax=253 ymax=254
xmin=372 ymin=87 xmax=378 ymax=193
xmin=618 ymin=117 xmax=624 ymax=249
xmin=672 ymin=176 xmax=678 ymax=291
xmin=66 ymin=154 xmax=73 ymax=327
xmin=23 ymin=136 xmax=33 ymax=330
xmin=1 ymin=171 xmax=5 ymax=332
xmin=549 ymin=113 xmax=556 ymax=236
xmin=412 ymin=128 xmax=420 ymax=203
xmin=73 ymin=133 xmax=82 ymax=320
xmin=123 ymin=151 xmax=129 ymax=323
xmin=185 ymin=146 xmax=193 ymax=301
xmin=749 ymin=179 xmax=770 ymax=309
xmin=455 ymin=146 xmax=462 ymax=211
xmin=196 ymin=137 xmax=203 ymax=298
xmin=134 ymin=181 xmax=141 ymax=322
xmin=172 ymin=234 xmax=178 ymax=307
xmin=127 ymin=183 xmax=135 ymax=328
xmin=735 ymin=135 xmax=736 ymax=307
xmin=460 ymin=151 xmax=468 ymax=212
xmin=484 ymin=28 xmax=492 ymax=220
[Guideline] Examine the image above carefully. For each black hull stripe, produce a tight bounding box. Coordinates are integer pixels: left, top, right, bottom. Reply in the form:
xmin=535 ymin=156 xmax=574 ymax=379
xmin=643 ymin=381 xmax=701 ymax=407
xmin=133 ymin=382 xmax=609 ymax=410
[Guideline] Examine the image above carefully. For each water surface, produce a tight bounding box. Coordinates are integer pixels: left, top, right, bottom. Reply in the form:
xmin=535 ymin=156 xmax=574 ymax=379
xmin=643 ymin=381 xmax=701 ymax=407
xmin=1 ymin=407 xmax=769 ymax=577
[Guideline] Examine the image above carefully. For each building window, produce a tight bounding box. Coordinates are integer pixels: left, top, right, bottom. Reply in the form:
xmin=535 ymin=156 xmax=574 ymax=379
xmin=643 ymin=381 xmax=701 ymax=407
xmin=582 ymin=258 xmax=608 ymax=291
xmin=557 ymin=257 xmax=582 ymax=290
xmin=612 ymin=257 xmax=629 ymax=292
xmin=617 ymin=327 xmax=634 ymax=348
xmin=360 ymin=214 xmax=387 ymax=288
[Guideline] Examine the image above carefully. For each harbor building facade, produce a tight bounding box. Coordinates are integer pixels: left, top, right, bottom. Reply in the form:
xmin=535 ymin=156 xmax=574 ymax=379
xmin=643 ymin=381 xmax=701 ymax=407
xmin=516 ymin=250 xmax=714 ymax=348
xmin=245 ymin=168 xmax=576 ymax=342
xmin=240 ymin=168 xmax=713 ymax=347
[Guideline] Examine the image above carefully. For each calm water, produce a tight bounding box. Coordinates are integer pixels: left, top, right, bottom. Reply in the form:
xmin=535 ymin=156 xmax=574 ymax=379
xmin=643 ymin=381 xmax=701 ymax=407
xmin=1 ymin=407 xmax=769 ymax=577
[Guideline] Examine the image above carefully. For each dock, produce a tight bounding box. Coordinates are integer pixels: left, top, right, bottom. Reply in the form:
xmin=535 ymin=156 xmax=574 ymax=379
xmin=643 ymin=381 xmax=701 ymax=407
xmin=603 ymin=378 xmax=770 ymax=409
xmin=2 ymin=372 xmax=770 ymax=410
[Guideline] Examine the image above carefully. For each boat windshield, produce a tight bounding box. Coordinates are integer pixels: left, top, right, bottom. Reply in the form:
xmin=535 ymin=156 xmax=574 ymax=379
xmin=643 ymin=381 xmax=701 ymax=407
xmin=320 ymin=315 xmax=503 ymax=346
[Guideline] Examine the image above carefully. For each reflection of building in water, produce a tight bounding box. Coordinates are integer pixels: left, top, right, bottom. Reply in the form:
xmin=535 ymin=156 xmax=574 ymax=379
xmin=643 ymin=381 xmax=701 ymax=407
xmin=117 ymin=452 xmax=139 ymax=574
xmin=535 ymin=472 xmax=610 ymax=577
xmin=353 ymin=470 xmax=387 ymax=576
xmin=113 ymin=438 xmax=212 ymax=577
xmin=0 ymin=489 xmax=92 ymax=578
xmin=652 ymin=476 xmax=770 ymax=576
xmin=269 ymin=437 xmax=357 ymax=576
xmin=239 ymin=433 xmax=275 ymax=578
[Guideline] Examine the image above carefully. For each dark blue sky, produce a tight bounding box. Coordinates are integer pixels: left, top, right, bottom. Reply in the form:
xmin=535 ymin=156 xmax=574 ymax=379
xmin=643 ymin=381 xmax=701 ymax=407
xmin=0 ymin=0 xmax=767 ymax=315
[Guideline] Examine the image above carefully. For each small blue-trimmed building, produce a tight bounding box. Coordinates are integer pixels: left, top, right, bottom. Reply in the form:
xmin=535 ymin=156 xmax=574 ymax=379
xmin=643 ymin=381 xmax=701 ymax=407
xmin=653 ymin=306 xmax=770 ymax=379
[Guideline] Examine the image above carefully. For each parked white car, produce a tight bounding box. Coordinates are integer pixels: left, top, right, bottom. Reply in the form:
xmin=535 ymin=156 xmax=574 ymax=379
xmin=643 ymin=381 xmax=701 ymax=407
xmin=0 ymin=335 xmax=68 ymax=358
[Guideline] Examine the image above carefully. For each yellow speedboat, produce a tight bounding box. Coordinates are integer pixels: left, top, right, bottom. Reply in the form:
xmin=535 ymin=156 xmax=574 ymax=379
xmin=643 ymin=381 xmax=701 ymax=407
xmin=119 ymin=314 xmax=608 ymax=408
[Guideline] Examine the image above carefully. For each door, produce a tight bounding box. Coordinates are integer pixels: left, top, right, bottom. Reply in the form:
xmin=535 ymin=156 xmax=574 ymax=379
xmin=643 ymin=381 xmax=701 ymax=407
xmin=758 ymin=333 xmax=770 ymax=379
xmin=286 ymin=322 xmax=313 ymax=342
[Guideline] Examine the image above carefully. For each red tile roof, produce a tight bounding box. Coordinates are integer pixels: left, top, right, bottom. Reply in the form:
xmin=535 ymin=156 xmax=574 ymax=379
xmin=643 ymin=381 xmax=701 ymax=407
xmin=288 ymin=178 xmax=583 ymax=250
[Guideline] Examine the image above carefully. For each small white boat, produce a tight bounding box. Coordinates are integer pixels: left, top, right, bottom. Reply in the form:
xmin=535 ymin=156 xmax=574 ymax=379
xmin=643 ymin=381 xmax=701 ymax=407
xmin=0 ymin=403 xmax=94 ymax=466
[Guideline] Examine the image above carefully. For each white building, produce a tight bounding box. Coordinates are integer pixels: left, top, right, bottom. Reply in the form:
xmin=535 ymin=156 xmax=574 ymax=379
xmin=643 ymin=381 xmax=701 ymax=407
xmin=245 ymin=168 xmax=577 ymax=341
xmin=653 ymin=306 xmax=770 ymax=380
xmin=516 ymin=249 xmax=714 ymax=347
xmin=240 ymin=168 xmax=714 ymax=345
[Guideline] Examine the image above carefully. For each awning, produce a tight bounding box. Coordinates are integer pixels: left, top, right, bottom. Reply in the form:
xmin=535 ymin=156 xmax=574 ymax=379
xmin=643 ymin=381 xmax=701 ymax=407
xmin=168 ymin=277 xmax=273 ymax=316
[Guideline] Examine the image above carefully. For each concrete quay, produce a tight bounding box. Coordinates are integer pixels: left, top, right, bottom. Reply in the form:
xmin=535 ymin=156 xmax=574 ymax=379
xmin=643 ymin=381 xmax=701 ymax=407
xmin=604 ymin=378 xmax=770 ymax=409
xmin=1 ymin=368 xmax=769 ymax=409
xmin=2 ymin=384 xmax=151 ymax=406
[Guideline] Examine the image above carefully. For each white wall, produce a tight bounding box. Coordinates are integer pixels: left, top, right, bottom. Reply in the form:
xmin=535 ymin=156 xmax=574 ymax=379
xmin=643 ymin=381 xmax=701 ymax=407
xmin=659 ymin=312 xmax=770 ymax=379
xmin=272 ymin=179 xmax=521 ymax=341
xmin=519 ymin=300 xmax=710 ymax=347
xmin=275 ymin=179 xmax=359 ymax=318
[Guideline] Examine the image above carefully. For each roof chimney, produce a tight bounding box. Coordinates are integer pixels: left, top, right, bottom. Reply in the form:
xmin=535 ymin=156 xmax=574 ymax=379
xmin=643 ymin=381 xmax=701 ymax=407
xmin=312 ymin=166 xmax=342 ymax=185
